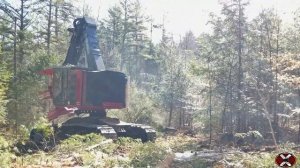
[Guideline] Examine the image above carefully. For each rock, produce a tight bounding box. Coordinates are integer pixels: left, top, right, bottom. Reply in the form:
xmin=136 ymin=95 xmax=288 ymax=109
xmin=220 ymin=159 xmax=244 ymax=168
xmin=173 ymin=150 xmax=223 ymax=168
xmin=13 ymin=146 xmax=20 ymax=155
xmin=174 ymin=150 xmax=223 ymax=162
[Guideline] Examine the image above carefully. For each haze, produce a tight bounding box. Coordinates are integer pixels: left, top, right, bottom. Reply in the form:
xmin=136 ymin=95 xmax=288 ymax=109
xmin=79 ymin=0 xmax=300 ymax=42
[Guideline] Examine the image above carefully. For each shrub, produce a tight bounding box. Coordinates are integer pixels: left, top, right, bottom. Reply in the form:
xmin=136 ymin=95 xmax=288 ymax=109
xmin=0 ymin=135 xmax=9 ymax=149
xmin=34 ymin=123 xmax=54 ymax=140
xmin=60 ymin=133 xmax=106 ymax=151
xmin=234 ymin=130 xmax=264 ymax=146
xmin=0 ymin=136 xmax=13 ymax=168
xmin=130 ymin=142 xmax=168 ymax=167
xmin=0 ymin=151 xmax=13 ymax=168
xmin=116 ymin=137 xmax=141 ymax=145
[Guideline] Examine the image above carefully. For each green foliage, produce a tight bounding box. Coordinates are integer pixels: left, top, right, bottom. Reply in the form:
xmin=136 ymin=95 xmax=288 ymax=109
xmin=224 ymin=152 xmax=275 ymax=168
xmin=0 ymin=136 xmax=9 ymax=149
xmin=0 ymin=45 xmax=11 ymax=124
xmin=234 ymin=130 xmax=264 ymax=146
xmin=0 ymin=136 xmax=13 ymax=168
xmin=248 ymin=131 xmax=263 ymax=139
xmin=17 ymin=135 xmax=170 ymax=167
xmin=6 ymin=76 xmax=44 ymax=127
xmin=200 ymin=112 xmax=221 ymax=135
xmin=129 ymin=142 xmax=168 ymax=167
xmin=116 ymin=137 xmax=141 ymax=145
xmin=157 ymin=135 xmax=199 ymax=153
xmin=109 ymin=85 xmax=159 ymax=125
xmin=101 ymin=141 xmax=119 ymax=154
xmin=276 ymin=54 xmax=300 ymax=88
xmin=34 ymin=123 xmax=54 ymax=140
xmin=234 ymin=133 xmax=247 ymax=139
xmin=17 ymin=124 xmax=30 ymax=141
xmin=0 ymin=151 xmax=13 ymax=168
xmin=6 ymin=49 xmax=61 ymax=128
xmin=60 ymin=133 xmax=106 ymax=151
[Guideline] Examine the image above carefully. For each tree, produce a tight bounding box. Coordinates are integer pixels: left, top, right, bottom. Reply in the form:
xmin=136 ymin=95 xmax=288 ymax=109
xmin=179 ymin=31 xmax=197 ymax=51
xmin=220 ymin=0 xmax=248 ymax=132
xmin=247 ymin=9 xmax=282 ymax=135
xmin=119 ymin=0 xmax=135 ymax=72
xmin=51 ymin=0 xmax=76 ymax=55
xmin=32 ymin=0 xmax=76 ymax=56
xmin=0 ymin=45 xmax=11 ymax=124
xmin=157 ymin=37 xmax=191 ymax=127
xmin=198 ymin=0 xmax=249 ymax=133
xmin=0 ymin=0 xmax=40 ymax=63
xmin=0 ymin=0 xmax=75 ymax=129
xmin=101 ymin=6 xmax=123 ymax=70
xmin=276 ymin=53 xmax=300 ymax=140
xmin=129 ymin=0 xmax=149 ymax=81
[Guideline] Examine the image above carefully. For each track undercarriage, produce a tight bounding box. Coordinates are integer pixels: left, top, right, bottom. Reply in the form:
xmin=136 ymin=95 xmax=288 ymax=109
xmin=16 ymin=114 xmax=156 ymax=154
xmin=56 ymin=114 xmax=156 ymax=142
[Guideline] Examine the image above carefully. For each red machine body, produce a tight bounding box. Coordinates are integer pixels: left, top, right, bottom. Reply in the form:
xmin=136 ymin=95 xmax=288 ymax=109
xmin=40 ymin=67 xmax=128 ymax=120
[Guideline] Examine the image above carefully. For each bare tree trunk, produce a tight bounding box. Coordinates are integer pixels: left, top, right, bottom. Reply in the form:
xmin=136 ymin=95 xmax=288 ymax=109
xmin=263 ymin=104 xmax=278 ymax=148
xmin=208 ymin=58 xmax=212 ymax=146
xmin=255 ymin=81 xmax=278 ymax=148
xmin=168 ymin=93 xmax=174 ymax=127
xmin=237 ymin=0 xmax=243 ymax=98
xmin=19 ymin=0 xmax=25 ymax=63
xmin=297 ymin=74 xmax=300 ymax=143
xmin=298 ymin=114 xmax=300 ymax=143
xmin=54 ymin=1 xmax=58 ymax=39
xmin=134 ymin=15 xmax=138 ymax=81
xmin=168 ymin=61 xmax=174 ymax=127
xmin=273 ymin=19 xmax=280 ymax=132
xmin=47 ymin=0 xmax=53 ymax=56
xmin=13 ymin=17 xmax=18 ymax=136
xmin=221 ymin=61 xmax=233 ymax=133
xmin=120 ymin=0 xmax=129 ymax=72
xmin=13 ymin=17 xmax=17 ymax=80
xmin=179 ymin=108 xmax=182 ymax=128
xmin=112 ymin=18 xmax=116 ymax=50
xmin=237 ymin=0 xmax=244 ymax=132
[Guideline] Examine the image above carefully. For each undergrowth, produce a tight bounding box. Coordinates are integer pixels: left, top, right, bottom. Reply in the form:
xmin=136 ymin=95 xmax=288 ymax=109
xmin=0 ymin=135 xmax=13 ymax=168
xmin=4 ymin=133 xmax=300 ymax=167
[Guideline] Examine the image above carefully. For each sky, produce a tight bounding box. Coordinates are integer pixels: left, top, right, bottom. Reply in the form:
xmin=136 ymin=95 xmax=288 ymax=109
xmin=76 ymin=0 xmax=300 ymax=43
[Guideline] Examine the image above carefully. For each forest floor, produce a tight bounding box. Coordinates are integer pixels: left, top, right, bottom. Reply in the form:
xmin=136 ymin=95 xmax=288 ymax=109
xmin=2 ymin=133 xmax=300 ymax=168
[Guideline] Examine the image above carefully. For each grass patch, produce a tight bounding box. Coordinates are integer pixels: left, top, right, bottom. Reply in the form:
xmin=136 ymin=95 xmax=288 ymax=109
xmin=129 ymin=142 xmax=168 ymax=167
xmin=156 ymin=134 xmax=199 ymax=152
xmin=9 ymin=133 xmax=300 ymax=168
xmin=59 ymin=133 xmax=106 ymax=151
xmin=0 ymin=135 xmax=14 ymax=168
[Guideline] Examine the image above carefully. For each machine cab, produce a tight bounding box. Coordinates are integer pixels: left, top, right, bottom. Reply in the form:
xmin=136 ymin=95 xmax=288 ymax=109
xmin=52 ymin=67 xmax=77 ymax=106
xmin=41 ymin=67 xmax=128 ymax=110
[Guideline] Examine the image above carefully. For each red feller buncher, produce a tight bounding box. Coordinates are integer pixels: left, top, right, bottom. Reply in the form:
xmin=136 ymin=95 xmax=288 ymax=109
xmin=35 ymin=17 xmax=155 ymax=144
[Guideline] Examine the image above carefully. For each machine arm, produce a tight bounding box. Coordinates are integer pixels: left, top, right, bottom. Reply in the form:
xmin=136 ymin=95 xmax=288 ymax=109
xmin=63 ymin=17 xmax=105 ymax=71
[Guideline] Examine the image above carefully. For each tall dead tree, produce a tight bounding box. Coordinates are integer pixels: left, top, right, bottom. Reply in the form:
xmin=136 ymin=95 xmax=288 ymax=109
xmin=46 ymin=0 xmax=52 ymax=56
xmin=236 ymin=0 xmax=244 ymax=132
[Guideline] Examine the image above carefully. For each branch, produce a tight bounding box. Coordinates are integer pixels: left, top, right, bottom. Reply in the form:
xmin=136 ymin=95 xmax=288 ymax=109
xmin=85 ymin=139 xmax=113 ymax=151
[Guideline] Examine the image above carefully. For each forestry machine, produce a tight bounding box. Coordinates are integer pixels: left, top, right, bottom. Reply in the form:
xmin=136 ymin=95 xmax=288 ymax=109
xmin=39 ymin=17 xmax=156 ymax=142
